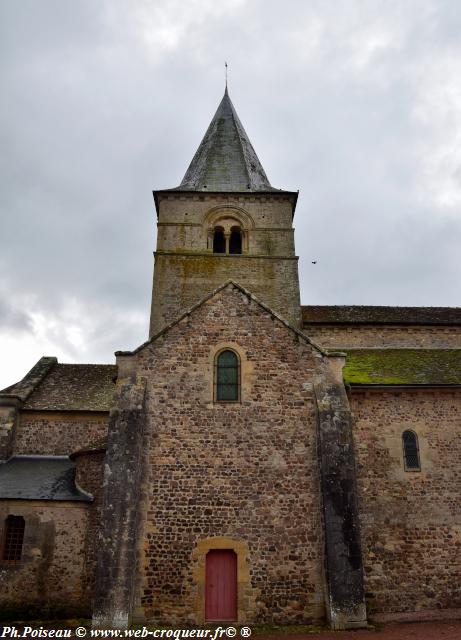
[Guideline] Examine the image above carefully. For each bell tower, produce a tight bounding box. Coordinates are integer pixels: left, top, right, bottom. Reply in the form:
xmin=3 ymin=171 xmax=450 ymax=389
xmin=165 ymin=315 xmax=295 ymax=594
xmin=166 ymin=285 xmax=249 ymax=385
xmin=149 ymin=88 xmax=301 ymax=336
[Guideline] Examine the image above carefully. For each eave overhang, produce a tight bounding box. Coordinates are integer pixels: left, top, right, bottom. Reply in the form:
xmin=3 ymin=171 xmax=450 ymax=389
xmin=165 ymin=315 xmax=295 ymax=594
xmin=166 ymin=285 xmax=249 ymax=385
xmin=153 ymin=188 xmax=299 ymax=218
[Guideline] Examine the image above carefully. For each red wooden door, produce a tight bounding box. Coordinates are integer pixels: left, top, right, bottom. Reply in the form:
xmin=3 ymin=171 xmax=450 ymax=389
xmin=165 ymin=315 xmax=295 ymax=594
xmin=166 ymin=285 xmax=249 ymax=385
xmin=205 ymin=549 xmax=237 ymax=621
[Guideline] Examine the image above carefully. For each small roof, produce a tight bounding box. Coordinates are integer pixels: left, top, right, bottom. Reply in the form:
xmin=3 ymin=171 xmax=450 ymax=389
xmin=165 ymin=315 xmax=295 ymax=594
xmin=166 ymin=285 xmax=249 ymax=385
xmin=2 ymin=362 xmax=117 ymax=411
xmin=0 ymin=456 xmax=92 ymax=502
xmin=174 ymin=88 xmax=280 ymax=193
xmin=24 ymin=363 xmax=117 ymax=411
xmin=302 ymin=305 xmax=461 ymax=326
xmin=344 ymin=349 xmax=461 ymax=386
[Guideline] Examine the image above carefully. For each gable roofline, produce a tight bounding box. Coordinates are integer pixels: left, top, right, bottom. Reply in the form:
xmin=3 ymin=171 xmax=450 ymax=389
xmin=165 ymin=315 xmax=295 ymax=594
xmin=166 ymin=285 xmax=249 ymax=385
xmin=116 ymin=281 xmax=336 ymax=358
xmin=0 ymin=356 xmax=57 ymax=405
xmin=1 ymin=360 xmax=117 ymax=412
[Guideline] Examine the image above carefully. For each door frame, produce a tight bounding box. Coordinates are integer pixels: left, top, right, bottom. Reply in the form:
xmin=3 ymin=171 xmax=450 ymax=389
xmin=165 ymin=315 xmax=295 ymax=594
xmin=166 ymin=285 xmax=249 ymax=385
xmin=205 ymin=549 xmax=238 ymax=622
xmin=192 ymin=537 xmax=253 ymax=624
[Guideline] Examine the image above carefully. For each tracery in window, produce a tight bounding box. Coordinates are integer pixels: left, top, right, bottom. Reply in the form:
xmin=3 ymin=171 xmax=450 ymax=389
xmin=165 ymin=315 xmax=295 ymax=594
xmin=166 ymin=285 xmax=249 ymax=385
xmin=402 ymin=430 xmax=421 ymax=471
xmin=215 ymin=350 xmax=240 ymax=402
xmin=2 ymin=515 xmax=25 ymax=563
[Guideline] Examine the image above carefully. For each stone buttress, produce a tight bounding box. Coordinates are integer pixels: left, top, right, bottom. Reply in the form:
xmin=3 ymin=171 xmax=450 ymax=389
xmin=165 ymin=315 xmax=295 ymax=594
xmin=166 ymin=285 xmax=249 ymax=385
xmin=314 ymin=356 xmax=367 ymax=629
xmin=92 ymin=371 xmax=147 ymax=628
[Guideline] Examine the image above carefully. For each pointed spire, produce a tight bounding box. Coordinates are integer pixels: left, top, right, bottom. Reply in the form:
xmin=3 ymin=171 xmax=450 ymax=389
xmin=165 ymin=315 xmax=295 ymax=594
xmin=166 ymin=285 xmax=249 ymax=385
xmin=177 ymin=89 xmax=275 ymax=192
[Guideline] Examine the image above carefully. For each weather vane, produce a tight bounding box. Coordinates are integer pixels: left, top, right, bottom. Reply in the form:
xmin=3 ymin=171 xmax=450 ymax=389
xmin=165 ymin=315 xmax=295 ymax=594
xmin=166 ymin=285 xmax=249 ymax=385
xmin=225 ymin=61 xmax=228 ymax=89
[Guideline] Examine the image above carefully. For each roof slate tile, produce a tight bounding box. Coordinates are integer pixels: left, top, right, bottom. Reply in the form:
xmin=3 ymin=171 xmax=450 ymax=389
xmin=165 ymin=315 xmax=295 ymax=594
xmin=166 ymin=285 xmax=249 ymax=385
xmin=22 ymin=363 xmax=117 ymax=411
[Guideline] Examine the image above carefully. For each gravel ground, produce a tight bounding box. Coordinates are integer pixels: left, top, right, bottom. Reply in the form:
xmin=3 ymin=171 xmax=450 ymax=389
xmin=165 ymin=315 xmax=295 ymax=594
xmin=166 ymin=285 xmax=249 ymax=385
xmin=257 ymin=621 xmax=461 ymax=640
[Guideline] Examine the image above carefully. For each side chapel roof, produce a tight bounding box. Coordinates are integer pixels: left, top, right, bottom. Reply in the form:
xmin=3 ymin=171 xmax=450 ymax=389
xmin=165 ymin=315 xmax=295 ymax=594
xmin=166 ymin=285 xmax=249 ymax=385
xmin=0 ymin=456 xmax=92 ymax=502
xmin=1 ymin=359 xmax=117 ymax=411
xmin=344 ymin=349 xmax=461 ymax=386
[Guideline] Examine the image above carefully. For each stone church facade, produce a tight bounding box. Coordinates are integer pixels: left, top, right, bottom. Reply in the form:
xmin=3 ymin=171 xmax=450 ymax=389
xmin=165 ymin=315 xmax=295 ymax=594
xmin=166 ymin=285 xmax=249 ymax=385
xmin=1 ymin=89 xmax=460 ymax=629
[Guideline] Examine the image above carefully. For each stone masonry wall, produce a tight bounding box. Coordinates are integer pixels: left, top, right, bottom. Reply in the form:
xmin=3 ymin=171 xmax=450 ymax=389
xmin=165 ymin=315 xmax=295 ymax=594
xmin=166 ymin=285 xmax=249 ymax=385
xmin=350 ymin=388 xmax=461 ymax=620
xmin=74 ymin=452 xmax=106 ymax=605
xmin=304 ymin=325 xmax=461 ymax=349
xmin=14 ymin=412 xmax=109 ymax=455
xmin=0 ymin=402 xmax=19 ymax=461
xmin=135 ymin=284 xmax=325 ymax=625
xmin=151 ymin=254 xmax=301 ymax=334
xmin=0 ymin=501 xmax=90 ymax=617
xmin=156 ymin=193 xmax=295 ymax=229
xmin=150 ymin=193 xmax=301 ymax=335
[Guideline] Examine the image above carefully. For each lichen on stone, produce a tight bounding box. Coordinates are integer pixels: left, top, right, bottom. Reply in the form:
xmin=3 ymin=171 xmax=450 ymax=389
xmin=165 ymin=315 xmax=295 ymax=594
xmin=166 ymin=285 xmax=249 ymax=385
xmin=343 ymin=349 xmax=461 ymax=385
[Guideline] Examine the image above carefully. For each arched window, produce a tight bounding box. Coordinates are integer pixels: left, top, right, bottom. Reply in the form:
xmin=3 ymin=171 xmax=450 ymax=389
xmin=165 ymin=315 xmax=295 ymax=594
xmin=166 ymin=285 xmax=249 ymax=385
xmin=229 ymin=227 xmax=242 ymax=254
xmin=402 ymin=430 xmax=421 ymax=471
xmin=2 ymin=515 xmax=25 ymax=563
xmin=213 ymin=227 xmax=226 ymax=254
xmin=215 ymin=350 xmax=240 ymax=402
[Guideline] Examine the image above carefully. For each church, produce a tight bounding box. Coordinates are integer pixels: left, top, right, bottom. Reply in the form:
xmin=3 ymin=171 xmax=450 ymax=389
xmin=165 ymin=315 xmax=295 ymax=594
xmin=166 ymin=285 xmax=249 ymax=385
xmin=1 ymin=88 xmax=460 ymax=630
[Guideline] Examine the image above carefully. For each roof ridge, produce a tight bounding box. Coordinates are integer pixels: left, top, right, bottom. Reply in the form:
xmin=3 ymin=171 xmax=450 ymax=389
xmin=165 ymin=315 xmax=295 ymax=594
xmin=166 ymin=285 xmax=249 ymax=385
xmin=302 ymin=304 xmax=461 ymax=325
xmin=0 ymin=356 xmax=57 ymax=401
xmin=56 ymin=362 xmax=117 ymax=367
xmin=226 ymin=93 xmax=252 ymax=188
xmin=302 ymin=304 xmax=461 ymax=309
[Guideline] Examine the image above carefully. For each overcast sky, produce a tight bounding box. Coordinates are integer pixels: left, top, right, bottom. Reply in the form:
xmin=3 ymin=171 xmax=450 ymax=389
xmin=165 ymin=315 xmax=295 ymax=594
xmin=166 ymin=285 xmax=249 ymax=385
xmin=1 ymin=0 xmax=460 ymax=388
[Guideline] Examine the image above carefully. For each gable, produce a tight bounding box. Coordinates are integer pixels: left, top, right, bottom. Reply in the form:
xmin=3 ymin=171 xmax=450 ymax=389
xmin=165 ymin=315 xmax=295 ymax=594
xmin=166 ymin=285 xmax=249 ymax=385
xmin=121 ymin=281 xmax=324 ymax=360
xmin=130 ymin=283 xmax=326 ymax=414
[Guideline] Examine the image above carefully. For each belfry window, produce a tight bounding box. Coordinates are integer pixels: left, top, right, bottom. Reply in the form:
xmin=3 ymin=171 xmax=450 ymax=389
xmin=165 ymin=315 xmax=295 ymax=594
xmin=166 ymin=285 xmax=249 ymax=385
xmin=212 ymin=225 xmax=243 ymax=254
xmin=229 ymin=227 xmax=242 ymax=254
xmin=213 ymin=227 xmax=226 ymax=254
xmin=402 ymin=430 xmax=421 ymax=471
xmin=2 ymin=515 xmax=25 ymax=563
xmin=215 ymin=350 xmax=240 ymax=402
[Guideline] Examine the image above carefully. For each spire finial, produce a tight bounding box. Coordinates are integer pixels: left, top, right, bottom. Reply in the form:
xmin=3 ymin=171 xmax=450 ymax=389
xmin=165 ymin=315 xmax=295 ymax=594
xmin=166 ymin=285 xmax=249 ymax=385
xmin=225 ymin=61 xmax=228 ymax=90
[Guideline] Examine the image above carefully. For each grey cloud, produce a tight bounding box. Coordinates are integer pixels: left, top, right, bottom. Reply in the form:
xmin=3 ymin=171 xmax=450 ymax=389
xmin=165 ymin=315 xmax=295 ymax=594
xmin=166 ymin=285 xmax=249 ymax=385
xmin=1 ymin=0 xmax=460 ymax=386
xmin=0 ymin=300 xmax=33 ymax=334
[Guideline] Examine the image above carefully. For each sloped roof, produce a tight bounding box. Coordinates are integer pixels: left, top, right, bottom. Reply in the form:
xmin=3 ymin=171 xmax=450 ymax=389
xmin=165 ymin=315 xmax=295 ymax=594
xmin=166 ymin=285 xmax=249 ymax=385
xmin=344 ymin=349 xmax=461 ymax=385
xmin=24 ymin=363 xmax=117 ymax=411
xmin=174 ymin=88 xmax=278 ymax=193
xmin=2 ymin=362 xmax=117 ymax=411
xmin=302 ymin=305 xmax=461 ymax=326
xmin=0 ymin=356 xmax=57 ymax=401
xmin=0 ymin=456 xmax=92 ymax=502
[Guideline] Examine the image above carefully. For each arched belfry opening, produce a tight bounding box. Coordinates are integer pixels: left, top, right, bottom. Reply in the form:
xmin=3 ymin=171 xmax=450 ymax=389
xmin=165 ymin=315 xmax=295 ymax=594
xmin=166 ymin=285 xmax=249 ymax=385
xmin=211 ymin=218 xmax=245 ymax=255
xmin=229 ymin=227 xmax=242 ymax=255
xmin=213 ymin=227 xmax=226 ymax=254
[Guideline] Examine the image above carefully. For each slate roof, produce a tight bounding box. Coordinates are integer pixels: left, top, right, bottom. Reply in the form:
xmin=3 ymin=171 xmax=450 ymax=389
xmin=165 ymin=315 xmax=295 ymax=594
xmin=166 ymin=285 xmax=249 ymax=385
xmin=174 ymin=88 xmax=279 ymax=193
xmin=302 ymin=305 xmax=461 ymax=326
xmin=0 ymin=456 xmax=92 ymax=502
xmin=343 ymin=349 xmax=461 ymax=386
xmin=2 ymin=362 xmax=117 ymax=411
